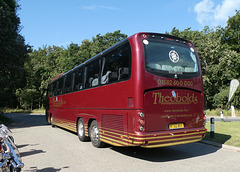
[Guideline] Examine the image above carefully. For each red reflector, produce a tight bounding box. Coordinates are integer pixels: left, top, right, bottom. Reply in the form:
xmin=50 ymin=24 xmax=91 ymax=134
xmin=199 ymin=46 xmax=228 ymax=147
xmin=166 ymin=38 xmax=173 ymax=41
xmin=139 ymin=119 xmax=145 ymax=125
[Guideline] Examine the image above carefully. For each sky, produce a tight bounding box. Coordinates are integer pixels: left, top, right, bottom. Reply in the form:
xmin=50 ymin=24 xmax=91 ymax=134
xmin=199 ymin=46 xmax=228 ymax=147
xmin=18 ymin=0 xmax=240 ymax=49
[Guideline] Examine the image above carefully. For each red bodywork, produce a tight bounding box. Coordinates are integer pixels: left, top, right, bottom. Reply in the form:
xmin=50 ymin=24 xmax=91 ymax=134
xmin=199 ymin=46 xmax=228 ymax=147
xmin=47 ymin=32 xmax=205 ymax=148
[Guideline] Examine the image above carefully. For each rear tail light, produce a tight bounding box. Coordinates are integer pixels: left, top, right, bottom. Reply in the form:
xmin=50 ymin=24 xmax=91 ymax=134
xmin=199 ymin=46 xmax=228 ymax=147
xmin=139 ymin=112 xmax=144 ymax=118
xmin=139 ymin=126 xmax=144 ymax=131
xmin=138 ymin=112 xmax=145 ymax=131
xmin=139 ymin=119 xmax=145 ymax=125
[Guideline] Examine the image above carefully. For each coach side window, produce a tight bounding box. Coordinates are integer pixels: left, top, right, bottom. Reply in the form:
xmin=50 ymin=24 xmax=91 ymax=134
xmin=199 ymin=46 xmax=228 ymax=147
xmin=74 ymin=68 xmax=83 ymax=91
xmin=50 ymin=81 xmax=57 ymax=97
xmin=64 ymin=73 xmax=73 ymax=94
xmin=85 ymin=59 xmax=100 ymax=89
xmin=101 ymin=42 xmax=131 ymax=85
xmin=56 ymin=78 xmax=64 ymax=95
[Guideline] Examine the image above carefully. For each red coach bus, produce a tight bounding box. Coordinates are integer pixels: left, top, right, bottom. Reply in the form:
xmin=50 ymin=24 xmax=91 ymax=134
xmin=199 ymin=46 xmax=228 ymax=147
xmin=46 ymin=32 xmax=206 ymax=148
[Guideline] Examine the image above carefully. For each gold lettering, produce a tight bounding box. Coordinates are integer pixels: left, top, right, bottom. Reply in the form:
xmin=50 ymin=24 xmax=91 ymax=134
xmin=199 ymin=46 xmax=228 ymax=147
xmin=159 ymin=93 xmax=164 ymax=104
xmin=194 ymin=97 xmax=198 ymax=104
xmin=165 ymin=96 xmax=170 ymax=102
xmin=182 ymin=95 xmax=187 ymax=103
xmin=152 ymin=92 xmax=159 ymax=104
xmin=152 ymin=92 xmax=198 ymax=105
xmin=176 ymin=93 xmax=181 ymax=103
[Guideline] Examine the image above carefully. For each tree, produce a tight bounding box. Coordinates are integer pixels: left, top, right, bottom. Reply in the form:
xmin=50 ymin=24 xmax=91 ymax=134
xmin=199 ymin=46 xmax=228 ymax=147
xmin=90 ymin=30 xmax=127 ymax=56
xmin=18 ymin=46 xmax=63 ymax=109
xmin=0 ymin=0 xmax=29 ymax=107
xmin=221 ymin=10 xmax=240 ymax=53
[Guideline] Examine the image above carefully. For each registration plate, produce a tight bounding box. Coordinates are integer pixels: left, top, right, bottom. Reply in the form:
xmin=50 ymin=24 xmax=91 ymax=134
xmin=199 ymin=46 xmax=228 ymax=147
xmin=169 ymin=123 xmax=184 ymax=129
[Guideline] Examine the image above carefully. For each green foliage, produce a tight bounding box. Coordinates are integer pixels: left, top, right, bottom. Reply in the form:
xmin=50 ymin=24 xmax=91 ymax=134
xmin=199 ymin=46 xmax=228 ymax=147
xmin=0 ymin=0 xmax=29 ymax=107
xmin=221 ymin=10 xmax=240 ymax=53
xmin=213 ymin=87 xmax=229 ymax=108
xmin=16 ymin=87 xmax=39 ymax=110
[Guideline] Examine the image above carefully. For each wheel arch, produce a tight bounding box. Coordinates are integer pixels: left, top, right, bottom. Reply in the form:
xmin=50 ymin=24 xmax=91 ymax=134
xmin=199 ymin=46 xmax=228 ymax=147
xmin=88 ymin=118 xmax=96 ymax=130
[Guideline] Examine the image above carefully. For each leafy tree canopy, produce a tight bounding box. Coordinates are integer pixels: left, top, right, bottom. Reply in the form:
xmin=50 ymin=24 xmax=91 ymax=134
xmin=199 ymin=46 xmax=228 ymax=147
xmin=0 ymin=0 xmax=29 ymax=107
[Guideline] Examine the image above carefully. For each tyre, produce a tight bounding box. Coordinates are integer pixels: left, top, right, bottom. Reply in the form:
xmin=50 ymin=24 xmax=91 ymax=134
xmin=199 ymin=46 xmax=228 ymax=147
xmin=50 ymin=115 xmax=55 ymax=127
xmin=77 ymin=118 xmax=89 ymax=142
xmin=89 ymin=120 xmax=105 ymax=148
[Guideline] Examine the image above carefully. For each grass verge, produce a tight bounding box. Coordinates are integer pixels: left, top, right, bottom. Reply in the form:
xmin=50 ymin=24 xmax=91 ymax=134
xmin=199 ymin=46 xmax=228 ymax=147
xmin=204 ymin=121 xmax=240 ymax=147
xmin=205 ymin=108 xmax=240 ymax=117
xmin=0 ymin=108 xmax=45 ymax=114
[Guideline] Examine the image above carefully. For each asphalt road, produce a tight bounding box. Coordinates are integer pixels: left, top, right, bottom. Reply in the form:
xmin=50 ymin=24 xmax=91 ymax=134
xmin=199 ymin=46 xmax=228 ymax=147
xmin=4 ymin=113 xmax=240 ymax=172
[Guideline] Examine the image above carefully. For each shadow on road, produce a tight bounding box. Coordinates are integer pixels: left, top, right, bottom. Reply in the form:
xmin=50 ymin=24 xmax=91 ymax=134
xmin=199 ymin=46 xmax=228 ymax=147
xmin=25 ymin=166 xmax=69 ymax=172
xmin=3 ymin=113 xmax=48 ymax=129
xmin=110 ymin=142 xmax=220 ymax=162
xmin=20 ymin=149 xmax=46 ymax=157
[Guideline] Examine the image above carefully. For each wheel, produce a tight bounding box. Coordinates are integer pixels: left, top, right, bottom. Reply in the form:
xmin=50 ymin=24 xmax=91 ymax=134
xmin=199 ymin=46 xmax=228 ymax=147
xmin=50 ymin=115 xmax=55 ymax=127
xmin=89 ymin=120 xmax=105 ymax=148
xmin=77 ymin=118 xmax=89 ymax=141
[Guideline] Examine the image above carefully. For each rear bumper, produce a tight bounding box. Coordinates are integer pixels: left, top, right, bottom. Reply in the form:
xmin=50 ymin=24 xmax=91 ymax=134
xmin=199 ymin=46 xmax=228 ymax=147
xmin=99 ymin=127 xmax=205 ymax=148
xmin=129 ymin=127 xmax=206 ymax=148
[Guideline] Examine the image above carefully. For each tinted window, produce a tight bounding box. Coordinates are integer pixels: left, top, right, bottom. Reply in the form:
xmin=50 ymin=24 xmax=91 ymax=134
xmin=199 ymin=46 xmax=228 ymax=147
xmin=74 ymin=68 xmax=84 ymax=91
xmin=56 ymin=78 xmax=64 ymax=95
xmin=85 ymin=59 xmax=100 ymax=88
xmin=63 ymin=73 xmax=73 ymax=94
xmin=144 ymin=40 xmax=200 ymax=79
xmin=101 ymin=42 xmax=131 ymax=85
xmin=50 ymin=81 xmax=57 ymax=97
